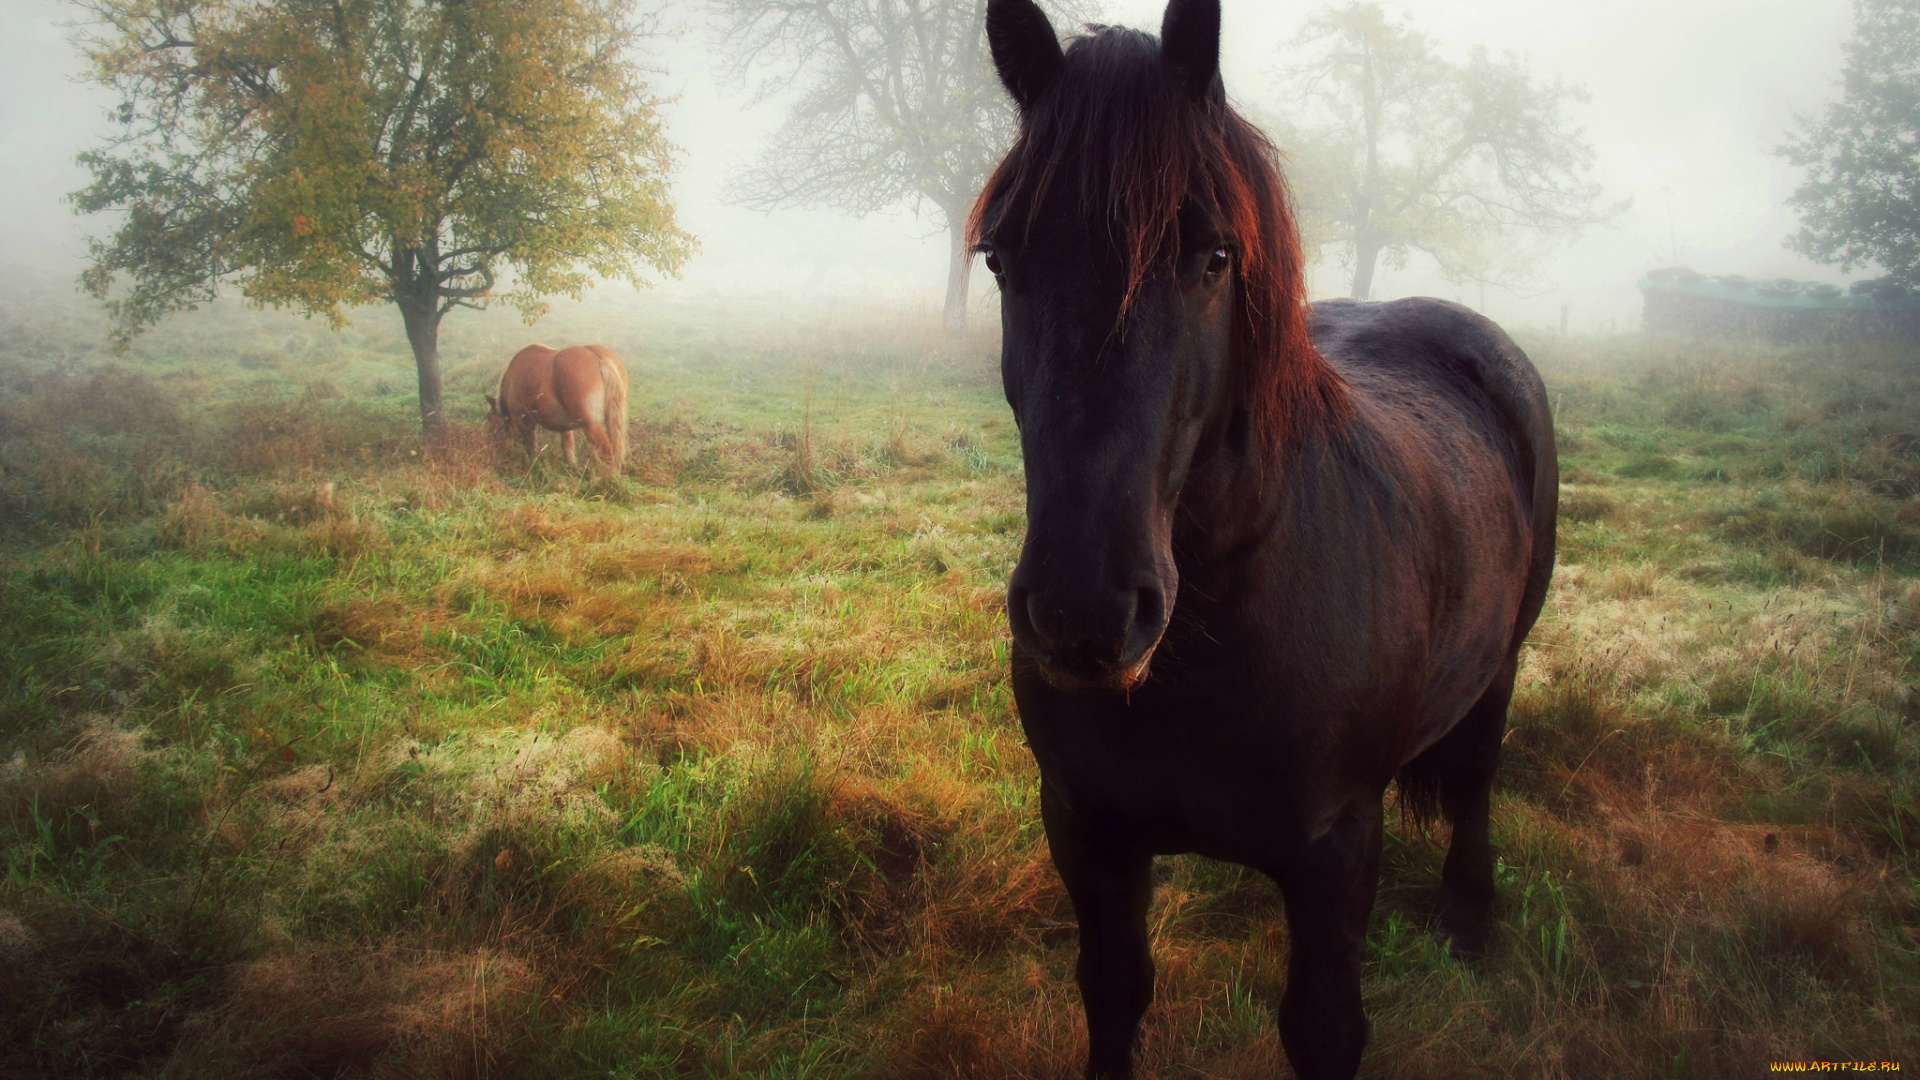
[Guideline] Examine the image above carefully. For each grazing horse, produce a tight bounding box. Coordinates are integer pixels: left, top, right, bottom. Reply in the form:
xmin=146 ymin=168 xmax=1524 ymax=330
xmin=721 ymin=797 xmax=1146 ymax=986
xmin=976 ymin=1 xmax=1557 ymax=1077
xmin=485 ymin=344 xmax=629 ymax=472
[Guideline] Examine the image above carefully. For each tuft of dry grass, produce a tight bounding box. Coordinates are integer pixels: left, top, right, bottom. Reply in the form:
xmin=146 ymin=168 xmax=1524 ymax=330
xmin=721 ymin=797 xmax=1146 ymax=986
xmin=0 ymin=715 xmax=153 ymax=829
xmin=304 ymin=597 xmax=456 ymax=667
xmin=164 ymin=943 xmax=539 ymax=1079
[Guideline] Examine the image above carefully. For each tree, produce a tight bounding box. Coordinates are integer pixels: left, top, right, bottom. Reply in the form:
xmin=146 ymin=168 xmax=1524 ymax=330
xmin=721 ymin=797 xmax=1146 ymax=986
xmin=1273 ymin=2 xmax=1618 ymax=299
xmin=1780 ymin=0 xmax=1920 ymax=289
xmin=710 ymin=0 xmax=1092 ymax=333
xmin=71 ymin=0 xmax=694 ymax=441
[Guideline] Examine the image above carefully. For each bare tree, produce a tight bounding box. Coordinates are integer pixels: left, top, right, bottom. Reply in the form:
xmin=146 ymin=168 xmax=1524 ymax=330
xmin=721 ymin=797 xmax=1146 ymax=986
xmin=1275 ymin=2 xmax=1621 ymax=299
xmin=712 ymin=0 xmax=1093 ymax=331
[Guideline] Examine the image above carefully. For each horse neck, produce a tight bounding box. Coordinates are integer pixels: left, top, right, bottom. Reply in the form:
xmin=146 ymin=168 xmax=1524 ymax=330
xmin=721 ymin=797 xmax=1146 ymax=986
xmin=1176 ymin=370 xmax=1345 ymax=570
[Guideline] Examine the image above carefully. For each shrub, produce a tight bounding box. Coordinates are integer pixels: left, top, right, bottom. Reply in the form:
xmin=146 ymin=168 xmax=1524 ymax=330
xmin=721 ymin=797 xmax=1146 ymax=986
xmin=0 ymin=364 xmax=194 ymax=528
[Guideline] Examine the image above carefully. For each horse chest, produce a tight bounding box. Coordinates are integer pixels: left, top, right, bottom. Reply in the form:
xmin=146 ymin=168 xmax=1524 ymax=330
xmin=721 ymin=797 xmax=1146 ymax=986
xmin=1014 ymin=657 xmax=1372 ymax=860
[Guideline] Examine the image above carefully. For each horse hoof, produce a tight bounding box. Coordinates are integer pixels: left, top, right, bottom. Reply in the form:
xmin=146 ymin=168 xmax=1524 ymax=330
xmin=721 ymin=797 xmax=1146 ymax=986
xmin=1434 ymin=911 xmax=1490 ymax=958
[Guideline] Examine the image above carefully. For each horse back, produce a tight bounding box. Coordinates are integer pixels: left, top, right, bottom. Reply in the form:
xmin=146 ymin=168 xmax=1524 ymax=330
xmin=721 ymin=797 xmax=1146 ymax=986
xmin=499 ymin=343 xmax=559 ymax=416
xmin=549 ymin=346 xmax=622 ymax=411
xmin=1291 ymin=298 xmax=1557 ymax=760
xmin=1310 ymin=297 xmax=1557 ymax=641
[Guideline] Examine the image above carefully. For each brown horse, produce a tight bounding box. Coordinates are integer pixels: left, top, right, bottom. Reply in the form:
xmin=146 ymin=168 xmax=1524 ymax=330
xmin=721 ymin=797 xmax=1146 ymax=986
xmin=485 ymin=344 xmax=629 ymax=472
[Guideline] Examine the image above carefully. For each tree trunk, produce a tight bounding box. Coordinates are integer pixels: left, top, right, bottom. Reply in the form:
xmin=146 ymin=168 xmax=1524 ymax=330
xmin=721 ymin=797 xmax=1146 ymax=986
xmin=399 ymin=298 xmax=447 ymax=446
xmin=943 ymin=211 xmax=970 ymax=334
xmin=1351 ymin=237 xmax=1382 ymax=300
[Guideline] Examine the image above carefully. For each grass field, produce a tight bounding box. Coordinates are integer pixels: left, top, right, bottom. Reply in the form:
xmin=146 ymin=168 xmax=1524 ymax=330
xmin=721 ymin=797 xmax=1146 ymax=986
xmin=0 ymin=278 xmax=1915 ymax=1078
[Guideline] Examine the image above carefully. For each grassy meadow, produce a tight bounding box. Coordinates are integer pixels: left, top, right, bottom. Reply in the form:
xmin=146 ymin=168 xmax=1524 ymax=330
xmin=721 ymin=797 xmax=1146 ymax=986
xmin=0 ymin=277 xmax=1915 ymax=1077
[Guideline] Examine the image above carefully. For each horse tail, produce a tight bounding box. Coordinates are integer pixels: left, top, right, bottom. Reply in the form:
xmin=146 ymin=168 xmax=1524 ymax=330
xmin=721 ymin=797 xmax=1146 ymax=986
xmin=596 ymin=348 xmax=629 ymax=472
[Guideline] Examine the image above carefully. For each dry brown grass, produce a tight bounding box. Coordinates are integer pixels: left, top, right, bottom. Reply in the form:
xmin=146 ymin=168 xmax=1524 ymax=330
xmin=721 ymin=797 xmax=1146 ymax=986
xmin=1557 ymin=486 xmax=1621 ymax=525
xmin=221 ymin=396 xmax=401 ymax=476
xmin=0 ymin=715 xmax=150 ymax=822
xmin=305 ymin=597 xmax=458 ymax=667
xmin=164 ymin=943 xmax=539 ymax=1079
xmin=157 ymin=481 xmax=266 ymax=552
xmin=159 ymin=478 xmax=392 ymax=560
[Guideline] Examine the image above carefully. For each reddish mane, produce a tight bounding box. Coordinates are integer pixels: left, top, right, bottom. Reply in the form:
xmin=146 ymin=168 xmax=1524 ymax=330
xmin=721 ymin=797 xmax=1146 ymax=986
xmin=969 ymin=25 xmax=1347 ymax=450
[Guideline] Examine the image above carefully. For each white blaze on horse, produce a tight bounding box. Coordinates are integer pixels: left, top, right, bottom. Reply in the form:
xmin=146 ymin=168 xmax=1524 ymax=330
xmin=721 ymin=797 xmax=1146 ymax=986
xmin=486 ymin=344 xmax=630 ymax=472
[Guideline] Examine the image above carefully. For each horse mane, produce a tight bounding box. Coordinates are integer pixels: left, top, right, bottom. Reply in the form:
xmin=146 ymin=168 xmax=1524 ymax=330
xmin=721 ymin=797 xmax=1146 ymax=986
xmin=969 ymin=25 xmax=1348 ymax=451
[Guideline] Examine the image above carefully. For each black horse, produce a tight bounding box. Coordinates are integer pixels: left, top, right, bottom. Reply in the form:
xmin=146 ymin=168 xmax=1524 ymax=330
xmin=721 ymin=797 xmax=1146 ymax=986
xmin=975 ymin=1 xmax=1558 ymax=1077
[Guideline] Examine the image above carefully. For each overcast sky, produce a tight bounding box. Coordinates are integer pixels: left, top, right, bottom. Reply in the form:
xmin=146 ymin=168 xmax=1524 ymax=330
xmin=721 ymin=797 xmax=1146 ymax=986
xmin=0 ymin=0 xmax=1859 ymax=332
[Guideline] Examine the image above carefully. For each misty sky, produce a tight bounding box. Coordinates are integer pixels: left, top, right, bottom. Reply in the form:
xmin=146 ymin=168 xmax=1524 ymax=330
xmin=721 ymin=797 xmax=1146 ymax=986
xmin=0 ymin=0 xmax=1859 ymax=333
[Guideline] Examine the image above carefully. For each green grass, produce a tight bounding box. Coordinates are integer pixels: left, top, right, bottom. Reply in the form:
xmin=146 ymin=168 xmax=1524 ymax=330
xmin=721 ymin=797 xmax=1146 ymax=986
xmin=0 ymin=285 xmax=1915 ymax=1076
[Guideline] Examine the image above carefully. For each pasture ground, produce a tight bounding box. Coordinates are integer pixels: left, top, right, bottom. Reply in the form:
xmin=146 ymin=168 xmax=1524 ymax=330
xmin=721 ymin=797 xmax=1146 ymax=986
xmin=0 ymin=278 xmax=1915 ymax=1077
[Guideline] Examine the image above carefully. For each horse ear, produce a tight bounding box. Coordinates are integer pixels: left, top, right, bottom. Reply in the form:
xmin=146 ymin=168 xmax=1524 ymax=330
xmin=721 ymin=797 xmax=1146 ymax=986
xmin=484 ymin=393 xmax=498 ymax=413
xmin=1160 ymin=0 xmax=1221 ymax=102
xmin=987 ymin=0 xmax=1064 ymax=113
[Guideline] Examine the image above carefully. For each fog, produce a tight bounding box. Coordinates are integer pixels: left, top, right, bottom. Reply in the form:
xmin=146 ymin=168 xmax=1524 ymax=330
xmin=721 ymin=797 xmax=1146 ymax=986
xmin=0 ymin=0 xmax=1856 ymax=334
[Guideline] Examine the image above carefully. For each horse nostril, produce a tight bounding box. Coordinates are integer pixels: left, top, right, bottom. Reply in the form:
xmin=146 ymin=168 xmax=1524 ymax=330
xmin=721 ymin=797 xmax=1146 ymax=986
xmin=1125 ymin=585 xmax=1167 ymax=660
xmin=1134 ymin=586 xmax=1165 ymax=633
xmin=1008 ymin=585 xmax=1042 ymax=645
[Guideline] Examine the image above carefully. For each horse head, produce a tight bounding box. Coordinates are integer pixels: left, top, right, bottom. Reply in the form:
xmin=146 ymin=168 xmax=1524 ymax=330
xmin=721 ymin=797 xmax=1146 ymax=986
xmin=979 ymin=0 xmax=1324 ymax=693
xmin=483 ymin=392 xmax=511 ymax=438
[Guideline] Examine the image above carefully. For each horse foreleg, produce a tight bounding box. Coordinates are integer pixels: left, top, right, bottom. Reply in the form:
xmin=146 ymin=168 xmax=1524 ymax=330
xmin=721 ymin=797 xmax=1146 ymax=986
xmin=561 ymin=429 xmax=578 ymax=466
xmin=1043 ymin=781 xmax=1153 ymax=1080
xmin=1272 ymin=798 xmax=1382 ymax=1080
xmin=519 ymin=420 xmax=539 ymax=463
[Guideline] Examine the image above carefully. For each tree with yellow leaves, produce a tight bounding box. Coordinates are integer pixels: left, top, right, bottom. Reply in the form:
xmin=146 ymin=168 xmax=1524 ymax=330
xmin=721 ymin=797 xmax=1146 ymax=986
xmin=71 ymin=0 xmax=694 ymax=441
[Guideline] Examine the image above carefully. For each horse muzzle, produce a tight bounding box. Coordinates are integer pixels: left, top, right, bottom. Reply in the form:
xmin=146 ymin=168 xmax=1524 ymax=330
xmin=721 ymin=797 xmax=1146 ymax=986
xmin=1007 ymin=574 xmax=1172 ymax=693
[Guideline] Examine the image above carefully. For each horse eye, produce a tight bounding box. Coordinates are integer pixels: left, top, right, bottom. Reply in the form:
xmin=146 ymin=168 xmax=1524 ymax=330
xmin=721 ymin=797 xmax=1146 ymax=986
xmin=1206 ymin=246 xmax=1231 ymax=277
xmin=982 ymin=249 xmax=1004 ymax=277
